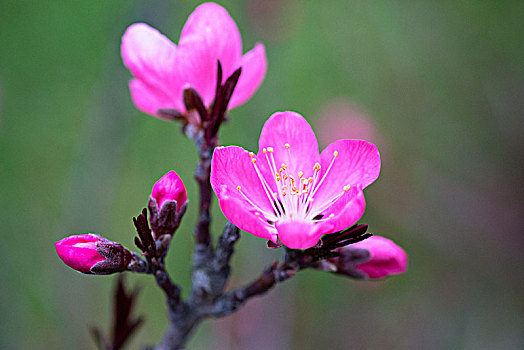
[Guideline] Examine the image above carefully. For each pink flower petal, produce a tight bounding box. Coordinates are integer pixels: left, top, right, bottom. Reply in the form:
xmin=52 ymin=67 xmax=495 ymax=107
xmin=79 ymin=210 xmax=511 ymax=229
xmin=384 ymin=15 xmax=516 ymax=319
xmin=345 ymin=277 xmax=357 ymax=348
xmin=211 ymin=146 xmax=276 ymax=215
xmin=352 ymin=236 xmax=408 ymax=279
xmin=276 ymin=220 xmax=333 ymax=249
xmin=179 ymin=3 xmax=242 ymax=76
xmin=229 ymin=43 xmax=267 ymax=109
xmin=316 ymin=187 xmax=366 ymax=233
xmin=129 ymin=79 xmax=178 ymax=118
xmin=174 ymin=38 xmax=216 ymax=107
xmin=257 ymin=112 xmax=320 ymax=180
xmin=121 ymin=23 xmax=181 ymax=112
xmin=218 ymin=194 xmax=277 ymax=242
xmin=313 ymin=140 xmax=380 ymax=207
xmin=176 ymin=3 xmax=243 ymax=105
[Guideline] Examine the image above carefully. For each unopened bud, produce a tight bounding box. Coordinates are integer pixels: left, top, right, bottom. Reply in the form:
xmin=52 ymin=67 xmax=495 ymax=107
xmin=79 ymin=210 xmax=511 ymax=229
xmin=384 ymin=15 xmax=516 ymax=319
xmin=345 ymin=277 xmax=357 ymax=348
xmin=149 ymin=170 xmax=188 ymax=238
xmin=350 ymin=236 xmax=407 ymax=279
xmin=55 ymin=234 xmax=132 ymax=275
xmin=151 ymin=170 xmax=187 ymax=211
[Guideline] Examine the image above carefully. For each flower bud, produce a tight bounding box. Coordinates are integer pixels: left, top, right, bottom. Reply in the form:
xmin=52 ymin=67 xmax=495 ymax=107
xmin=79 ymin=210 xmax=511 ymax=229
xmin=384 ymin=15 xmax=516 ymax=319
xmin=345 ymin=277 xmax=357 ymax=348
xmin=151 ymin=170 xmax=187 ymax=211
xmin=350 ymin=236 xmax=407 ymax=279
xmin=55 ymin=234 xmax=132 ymax=275
xmin=317 ymin=236 xmax=407 ymax=279
xmin=148 ymin=170 xmax=188 ymax=238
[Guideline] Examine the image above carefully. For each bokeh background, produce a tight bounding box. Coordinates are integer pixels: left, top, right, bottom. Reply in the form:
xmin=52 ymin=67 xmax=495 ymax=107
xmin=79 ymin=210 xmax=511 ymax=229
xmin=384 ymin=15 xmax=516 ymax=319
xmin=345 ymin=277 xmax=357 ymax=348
xmin=1 ymin=0 xmax=523 ymax=349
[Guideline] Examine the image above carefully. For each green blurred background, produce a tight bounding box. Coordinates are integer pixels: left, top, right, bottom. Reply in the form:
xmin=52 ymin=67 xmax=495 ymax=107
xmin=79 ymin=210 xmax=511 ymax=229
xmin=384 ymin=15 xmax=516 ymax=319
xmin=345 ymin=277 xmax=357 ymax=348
xmin=1 ymin=0 xmax=523 ymax=349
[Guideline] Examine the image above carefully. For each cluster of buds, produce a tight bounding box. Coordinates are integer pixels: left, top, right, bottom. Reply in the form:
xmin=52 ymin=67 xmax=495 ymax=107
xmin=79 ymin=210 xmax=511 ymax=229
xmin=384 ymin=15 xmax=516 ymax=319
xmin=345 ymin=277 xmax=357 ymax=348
xmin=55 ymin=170 xmax=187 ymax=275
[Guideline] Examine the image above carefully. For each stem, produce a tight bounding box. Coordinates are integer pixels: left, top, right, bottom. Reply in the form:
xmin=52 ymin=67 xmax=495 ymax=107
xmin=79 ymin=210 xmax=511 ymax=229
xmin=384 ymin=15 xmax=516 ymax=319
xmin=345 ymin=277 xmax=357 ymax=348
xmin=154 ymin=268 xmax=181 ymax=310
xmin=193 ymin=130 xmax=214 ymax=246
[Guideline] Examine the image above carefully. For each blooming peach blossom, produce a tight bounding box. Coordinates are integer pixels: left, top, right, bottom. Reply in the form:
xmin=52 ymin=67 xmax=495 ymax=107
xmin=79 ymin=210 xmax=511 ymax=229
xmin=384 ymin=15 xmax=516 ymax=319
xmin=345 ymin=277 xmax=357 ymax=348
xmin=121 ymin=2 xmax=267 ymax=119
xmin=211 ymin=111 xmax=381 ymax=249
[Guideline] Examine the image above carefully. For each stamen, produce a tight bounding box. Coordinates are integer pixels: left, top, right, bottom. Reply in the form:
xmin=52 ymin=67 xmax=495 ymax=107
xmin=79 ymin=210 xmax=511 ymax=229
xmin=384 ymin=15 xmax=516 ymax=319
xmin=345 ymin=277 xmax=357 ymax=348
xmin=284 ymin=143 xmax=290 ymax=149
xmin=248 ymin=154 xmax=284 ymax=219
xmin=309 ymin=151 xmax=339 ymax=199
xmin=307 ymin=184 xmax=351 ymax=219
xmin=236 ymin=185 xmax=271 ymax=216
xmin=314 ymin=213 xmax=335 ymax=223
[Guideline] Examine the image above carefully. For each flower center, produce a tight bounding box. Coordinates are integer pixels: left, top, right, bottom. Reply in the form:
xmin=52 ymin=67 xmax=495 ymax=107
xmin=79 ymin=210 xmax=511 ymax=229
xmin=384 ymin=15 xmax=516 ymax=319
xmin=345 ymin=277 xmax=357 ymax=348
xmin=236 ymin=143 xmax=351 ymax=226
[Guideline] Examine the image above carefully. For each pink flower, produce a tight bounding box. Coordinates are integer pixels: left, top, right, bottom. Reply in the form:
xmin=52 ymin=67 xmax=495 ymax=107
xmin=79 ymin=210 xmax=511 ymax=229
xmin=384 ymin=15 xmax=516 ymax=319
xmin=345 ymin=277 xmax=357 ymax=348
xmin=210 ymin=111 xmax=381 ymax=249
xmin=121 ymin=2 xmax=267 ymax=119
xmin=151 ymin=170 xmax=187 ymax=211
xmin=55 ymin=234 xmax=132 ymax=275
xmin=351 ymin=236 xmax=408 ymax=279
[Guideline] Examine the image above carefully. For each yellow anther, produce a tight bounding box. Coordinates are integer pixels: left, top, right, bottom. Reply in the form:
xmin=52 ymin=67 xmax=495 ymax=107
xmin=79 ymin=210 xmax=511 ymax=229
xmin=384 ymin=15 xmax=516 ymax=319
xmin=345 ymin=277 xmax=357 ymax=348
xmin=308 ymin=198 xmax=314 ymax=202
xmin=308 ymin=177 xmax=313 ymax=183
xmin=251 ymin=158 xmax=257 ymax=163
xmin=283 ymin=174 xmax=288 ymax=180
xmin=281 ymin=163 xmax=288 ymax=169
xmin=343 ymin=185 xmax=351 ymax=192
xmin=237 ymin=186 xmax=242 ymax=191
xmin=276 ymin=177 xmax=281 ymax=182
xmin=279 ymin=168 xmax=283 ymax=173
xmin=283 ymin=192 xmax=287 ymax=196
xmin=313 ymin=163 xmax=321 ymax=171
xmin=285 ymin=143 xmax=291 ymax=149
xmin=282 ymin=186 xmax=288 ymax=190
xmin=263 ymin=148 xmax=267 ymax=154
xmin=298 ymin=171 xmax=304 ymax=178
xmin=333 ymin=150 xmax=339 ymax=157
xmin=292 ymin=186 xmax=297 ymax=192
xmin=249 ymin=152 xmax=254 ymax=158
xmin=329 ymin=213 xmax=335 ymax=219
xmin=267 ymin=147 xmax=274 ymax=153
xmin=254 ymin=212 xmax=260 ymax=217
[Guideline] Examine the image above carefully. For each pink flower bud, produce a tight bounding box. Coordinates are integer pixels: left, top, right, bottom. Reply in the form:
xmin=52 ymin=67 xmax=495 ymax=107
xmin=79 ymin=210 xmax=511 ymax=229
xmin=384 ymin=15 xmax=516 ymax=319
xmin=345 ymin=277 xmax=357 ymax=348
xmin=149 ymin=171 xmax=188 ymax=238
xmin=55 ymin=234 xmax=132 ymax=275
xmin=351 ymin=236 xmax=408 ymax=279
xmin=151 ymin=170 xmax=187 ymax=211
